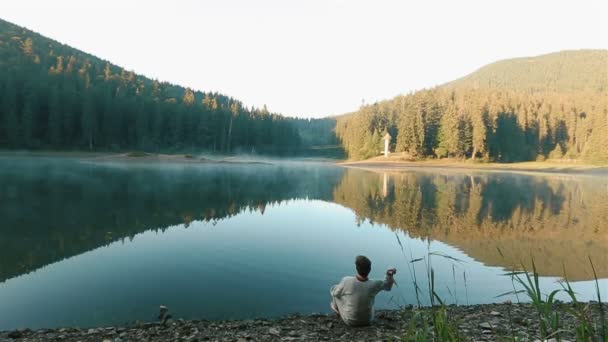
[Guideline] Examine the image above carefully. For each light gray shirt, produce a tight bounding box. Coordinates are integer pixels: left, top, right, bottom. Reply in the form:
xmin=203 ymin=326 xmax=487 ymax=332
xmin=330 ymin=275 xmax=394 ymax=326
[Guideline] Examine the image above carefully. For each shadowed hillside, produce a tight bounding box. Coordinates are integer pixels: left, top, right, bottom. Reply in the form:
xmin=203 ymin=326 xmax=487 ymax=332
xmin=0 ymin=18 xmax=302 ymax=154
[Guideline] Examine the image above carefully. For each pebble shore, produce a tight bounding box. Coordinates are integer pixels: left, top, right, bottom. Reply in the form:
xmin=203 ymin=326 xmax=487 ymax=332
xmin=1 ymin=303 xmax=605 ymax=341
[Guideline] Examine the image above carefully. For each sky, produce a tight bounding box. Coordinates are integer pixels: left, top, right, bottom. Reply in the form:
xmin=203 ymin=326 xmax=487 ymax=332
xmin=2 ymin=0 xmax=607 ymax=118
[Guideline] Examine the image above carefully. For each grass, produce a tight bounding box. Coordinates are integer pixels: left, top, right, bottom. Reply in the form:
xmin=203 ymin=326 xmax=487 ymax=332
xmin=392 ymin=234 xmax=607 ymax=341
xmin=394 ymin=236 xmax=465 ymax=341
xmin=500 ymin=260 xmax=562 ymax=339
xmin=497 ymin=258 xmax=607 ymax=341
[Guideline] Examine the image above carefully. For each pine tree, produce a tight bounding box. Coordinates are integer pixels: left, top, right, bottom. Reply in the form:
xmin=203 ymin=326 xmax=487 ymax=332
xmin=50 ymin=56 xmax=64 ymax=74
xmin=183 ymin=88 xmax=195 ymax=105
xmin=81 ymin=91 xmax=96 ymax=150
xmin=48 ymin=87 xmax=62 ymax=146
xmin=2 ymin=75 xmax=19 ymax=147
xmin=437 ymin=104 xmax=459 ymax=158
xmin=227 ymin=102 xmax=239 ymax=153
xmin=470 ymin=104 xmax=488 ymax=160
xmin=21 ymin=37 xmax=33 ymax=54
xmin=21 ymin=98 xmax=36 ymax=147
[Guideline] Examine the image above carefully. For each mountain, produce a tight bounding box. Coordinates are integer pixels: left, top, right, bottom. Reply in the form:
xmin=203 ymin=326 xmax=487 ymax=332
xmin=336 ymin=50 xmax=608 ymax=163
xmin=445 ymin=50 xmax=607 ymax=93
xmin=0 ymin=18 xmax=302 ymax=154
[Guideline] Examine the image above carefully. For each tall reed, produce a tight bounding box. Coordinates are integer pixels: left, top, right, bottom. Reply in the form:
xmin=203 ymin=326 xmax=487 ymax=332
xmin=392 ymin=235 xmax=606 ymax=341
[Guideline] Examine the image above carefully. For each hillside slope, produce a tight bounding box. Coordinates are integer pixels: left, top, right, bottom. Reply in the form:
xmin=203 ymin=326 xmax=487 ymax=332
xmin=445 ymin=50 xmax=607 ymax=93
xmin=0 ymin=18 xmax=301 ymax=154
xmin=336 ymin=50 xmax=608 ymax=163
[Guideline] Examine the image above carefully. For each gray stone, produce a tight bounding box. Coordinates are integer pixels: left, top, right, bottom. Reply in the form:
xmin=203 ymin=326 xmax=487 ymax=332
xmin=7 ymin=331 xmax=23 ymax=339
xmin=478 ymin=322 xmax=493 ymax=330
xmin=0 ymin=303 xmax=602 ymax=341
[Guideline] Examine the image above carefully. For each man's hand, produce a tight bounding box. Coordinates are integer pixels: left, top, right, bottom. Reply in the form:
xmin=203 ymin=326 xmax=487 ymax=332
xmin=386 ymin=268 xmax=397 ymax=276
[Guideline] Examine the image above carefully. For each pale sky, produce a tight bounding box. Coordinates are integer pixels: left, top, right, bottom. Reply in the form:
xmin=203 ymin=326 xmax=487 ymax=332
xmin=2 ymin=0 xmax=607 ymax=118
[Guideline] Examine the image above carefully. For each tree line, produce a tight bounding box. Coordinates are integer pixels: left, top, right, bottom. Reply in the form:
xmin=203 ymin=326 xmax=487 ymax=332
xmin=336 ymin=50 xmax=607 ymax=163
xmin=0 ymin=19 xmax=304 ymax=155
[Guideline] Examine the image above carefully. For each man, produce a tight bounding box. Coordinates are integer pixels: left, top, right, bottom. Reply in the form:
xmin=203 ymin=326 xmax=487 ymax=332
xmin=330 ymin=255 xmax=397 ymax=326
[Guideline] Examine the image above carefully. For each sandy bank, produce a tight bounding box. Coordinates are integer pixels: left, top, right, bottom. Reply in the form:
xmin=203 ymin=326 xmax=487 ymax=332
xmin=340 ymin=158 xmax=608 ymax=176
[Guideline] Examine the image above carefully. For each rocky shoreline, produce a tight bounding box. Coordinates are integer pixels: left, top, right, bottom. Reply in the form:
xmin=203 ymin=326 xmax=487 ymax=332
xmin=1 ymin=303 xmax=605 ymax=341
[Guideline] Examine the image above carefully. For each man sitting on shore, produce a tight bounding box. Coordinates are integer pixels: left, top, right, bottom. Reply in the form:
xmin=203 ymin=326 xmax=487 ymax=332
xmin=330 ymin=255 xmax=396 ymax=326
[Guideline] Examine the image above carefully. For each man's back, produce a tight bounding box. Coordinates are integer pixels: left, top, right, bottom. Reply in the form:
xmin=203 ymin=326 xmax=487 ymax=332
xmin=330 ymin=276 xmax=389 ymax=326
xmin=330 ymin=256 xmax=396 ymax=326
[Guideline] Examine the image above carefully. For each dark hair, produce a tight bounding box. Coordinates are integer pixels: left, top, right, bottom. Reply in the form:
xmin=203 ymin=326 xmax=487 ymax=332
xmin=355 ymin=255 xmax=371 ymax=277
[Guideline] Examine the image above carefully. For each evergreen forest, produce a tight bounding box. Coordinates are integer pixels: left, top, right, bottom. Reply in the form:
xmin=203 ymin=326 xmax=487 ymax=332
xmin=336 ymin=50 xmax=607 ymax=163
xmin=0 ymin=19 xmax=314 ymax=155
xmin=1 ymin=18 xmax=606 ymax=163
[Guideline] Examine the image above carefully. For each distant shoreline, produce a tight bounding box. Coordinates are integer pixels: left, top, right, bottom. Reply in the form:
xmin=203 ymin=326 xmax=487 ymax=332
xmin=339 ymin=157 xmax=608 ymax=176
xmin=0 ymin=151 xmax=339 ymax=165
xmin=86 ymin=152 xmax=271 ymax=165
xmin=1 ymin=151 xmax=606 ymax=175
xmin=0 ymin=151 xmax=274 ymax=165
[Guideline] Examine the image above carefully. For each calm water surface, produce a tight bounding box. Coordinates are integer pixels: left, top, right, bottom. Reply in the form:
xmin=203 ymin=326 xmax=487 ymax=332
xmin=0 ymin=156 xmax=606 ymax=330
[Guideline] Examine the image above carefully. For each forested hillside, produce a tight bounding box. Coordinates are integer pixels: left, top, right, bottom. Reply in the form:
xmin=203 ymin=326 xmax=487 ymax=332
xmin=0 ymin=19 xmax=302 ymax=154
xmin=336 ymin=50 xmax=608 ymax=163
xmin=288 ymin=117 xmax=344 ymax=157
xmin=1 ymin=18 xmax=604 ymax=161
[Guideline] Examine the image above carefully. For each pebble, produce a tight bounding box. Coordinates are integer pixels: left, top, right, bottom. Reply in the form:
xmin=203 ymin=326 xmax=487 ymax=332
xmin=0 ymin=303 xmax=603 ymax=341
xmin=478 ymin=322 xmax=493 ymax=330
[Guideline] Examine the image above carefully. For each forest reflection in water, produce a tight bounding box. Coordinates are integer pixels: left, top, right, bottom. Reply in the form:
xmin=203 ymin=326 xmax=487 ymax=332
xmin=1 ymin=157 xmax=606 ymax=284
xmin=333 ymin=169 xmax=608 ymax=281
xmin=0 ymin=157 xmax=344 ymax=283
xmin=0 ymin=156 xmax=607 ymax=329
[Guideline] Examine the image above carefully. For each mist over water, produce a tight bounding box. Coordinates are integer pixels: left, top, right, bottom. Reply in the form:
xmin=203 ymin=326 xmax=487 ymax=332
xmin=0 ymin=156 xmax=606 ymax=330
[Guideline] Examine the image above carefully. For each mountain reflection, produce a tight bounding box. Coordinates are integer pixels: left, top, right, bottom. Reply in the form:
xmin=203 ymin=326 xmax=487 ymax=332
xmin=0 ymin=158 xmax=344 ymax=283
xmin=1 ymin=158 xmax=606 ymax=283
xmin=333 ymin=169 xmax=608 ymax=281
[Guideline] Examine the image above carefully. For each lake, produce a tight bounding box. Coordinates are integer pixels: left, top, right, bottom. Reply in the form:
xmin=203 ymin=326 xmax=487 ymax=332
xmin=0 ymin=156 xmax=606 ymax=330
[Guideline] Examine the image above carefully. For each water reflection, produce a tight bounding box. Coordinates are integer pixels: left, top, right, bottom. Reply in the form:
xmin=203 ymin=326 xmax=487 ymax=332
xmin=333 ymin=169 xmax=608 ymax=280
xmin=0 ymin=157 xmax=607 ymax=329
xmin=0 ymin=158 xmax=344 ymax=283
